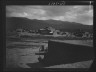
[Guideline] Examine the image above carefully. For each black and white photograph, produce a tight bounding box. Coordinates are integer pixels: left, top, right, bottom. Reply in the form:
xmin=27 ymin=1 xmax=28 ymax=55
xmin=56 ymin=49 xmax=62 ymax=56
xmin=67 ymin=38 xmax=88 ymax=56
xmin=5 ymin=1 xmax=94 ymax=71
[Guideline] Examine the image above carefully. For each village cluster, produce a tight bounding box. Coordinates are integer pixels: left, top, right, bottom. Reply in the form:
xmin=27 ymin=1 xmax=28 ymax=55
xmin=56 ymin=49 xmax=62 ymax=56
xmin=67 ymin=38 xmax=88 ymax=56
xmin=14 ymin=27 xmax=93 ymax=38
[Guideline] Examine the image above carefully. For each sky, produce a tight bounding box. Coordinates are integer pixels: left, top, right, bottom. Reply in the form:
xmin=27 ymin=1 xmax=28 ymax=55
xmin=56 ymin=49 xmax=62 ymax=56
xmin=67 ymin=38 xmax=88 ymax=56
xmin=6 ymin=5 xmax=93 ymax=25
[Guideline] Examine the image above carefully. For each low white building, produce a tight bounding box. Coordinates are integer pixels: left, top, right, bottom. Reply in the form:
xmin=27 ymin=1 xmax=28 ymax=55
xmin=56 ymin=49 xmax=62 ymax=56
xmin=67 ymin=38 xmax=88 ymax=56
xmin=53 ymin=30 xmax=59 ymax=35
xmin=82 ymin=32 xmax=91 ymax=38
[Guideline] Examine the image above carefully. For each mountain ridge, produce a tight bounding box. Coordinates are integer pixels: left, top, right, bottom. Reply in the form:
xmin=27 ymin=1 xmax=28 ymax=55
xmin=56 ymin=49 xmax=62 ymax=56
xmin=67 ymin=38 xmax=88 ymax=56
xmin=6 ymin=17 xmax=93 ymax=32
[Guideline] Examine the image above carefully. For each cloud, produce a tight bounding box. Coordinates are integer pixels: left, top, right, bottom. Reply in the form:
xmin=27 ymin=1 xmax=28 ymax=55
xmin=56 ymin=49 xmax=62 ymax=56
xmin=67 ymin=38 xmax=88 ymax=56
xmin=59 ymin=5 xmax=93 ymax=25
xmin=6 ymin=6 xmax=47 ymax=18
xmin=52 ymin=16 xmax=65 ymax=20
xmin=6 ymin=5 xmax=93 ymax=25
xmin=41 ymin=6 xmax=73 ymax=16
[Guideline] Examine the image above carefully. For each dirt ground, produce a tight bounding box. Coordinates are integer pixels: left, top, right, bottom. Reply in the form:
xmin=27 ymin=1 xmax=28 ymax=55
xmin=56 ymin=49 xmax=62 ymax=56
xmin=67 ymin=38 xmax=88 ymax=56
xmin=5 ymin=38 xmax=94 ymax=68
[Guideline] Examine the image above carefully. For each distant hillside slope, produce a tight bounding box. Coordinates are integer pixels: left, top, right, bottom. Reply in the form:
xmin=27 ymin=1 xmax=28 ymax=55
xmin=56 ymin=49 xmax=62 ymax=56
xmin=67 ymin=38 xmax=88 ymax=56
xmin=6 ymin=17 xmax=93 ymax=32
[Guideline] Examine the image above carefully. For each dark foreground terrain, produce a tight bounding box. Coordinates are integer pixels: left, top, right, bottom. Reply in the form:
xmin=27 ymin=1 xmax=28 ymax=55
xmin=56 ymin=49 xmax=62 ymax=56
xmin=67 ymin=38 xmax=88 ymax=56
xmin=5 ymin=36 xmax=94 ymax=69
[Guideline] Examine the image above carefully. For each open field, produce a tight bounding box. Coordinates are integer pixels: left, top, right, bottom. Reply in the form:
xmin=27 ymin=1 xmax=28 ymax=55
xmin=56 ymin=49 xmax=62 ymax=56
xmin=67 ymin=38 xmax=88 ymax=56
xmin=6 ymin=34 xmax=93 ymax=41
xmin=5 ymin=36 xmax=94 ymax=68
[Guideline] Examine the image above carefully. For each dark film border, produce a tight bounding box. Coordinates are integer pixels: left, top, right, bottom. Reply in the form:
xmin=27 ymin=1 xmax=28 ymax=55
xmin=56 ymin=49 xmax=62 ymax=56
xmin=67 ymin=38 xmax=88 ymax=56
xmin=5 ymin=1 xmax=93 ymax=5
xmin=2 ymin=0 xmax=94 ymax=72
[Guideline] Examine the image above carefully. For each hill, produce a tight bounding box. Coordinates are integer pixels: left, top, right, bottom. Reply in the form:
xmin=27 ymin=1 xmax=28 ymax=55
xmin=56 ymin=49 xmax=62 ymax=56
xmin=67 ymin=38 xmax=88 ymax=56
xmin=6 ymin=17 xmax=93 ymax=32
